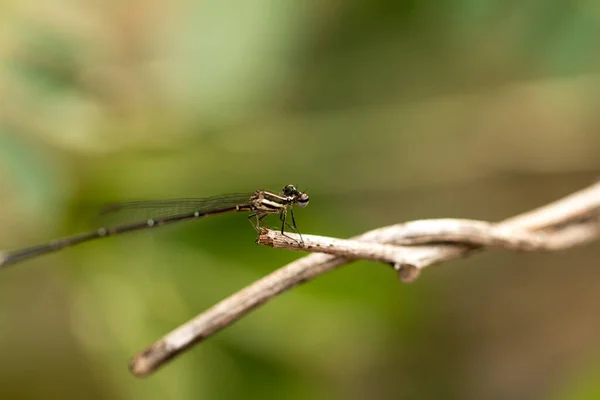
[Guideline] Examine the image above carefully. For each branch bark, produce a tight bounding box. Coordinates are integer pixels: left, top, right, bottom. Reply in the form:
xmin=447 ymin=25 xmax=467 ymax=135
xmin=129 ymin=181 xmax=600 ymax=377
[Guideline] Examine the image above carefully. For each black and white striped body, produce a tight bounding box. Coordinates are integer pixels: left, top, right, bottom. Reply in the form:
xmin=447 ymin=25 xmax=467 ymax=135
xmin=0 ymin=184 xmax=309 ymax=269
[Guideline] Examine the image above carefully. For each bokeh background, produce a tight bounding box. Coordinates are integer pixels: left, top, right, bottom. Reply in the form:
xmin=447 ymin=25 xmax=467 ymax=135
xmin=1 ymin=1 xmax=600 ymax=399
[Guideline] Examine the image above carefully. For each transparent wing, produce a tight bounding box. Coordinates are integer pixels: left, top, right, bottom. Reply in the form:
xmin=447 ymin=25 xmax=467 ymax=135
xmin=98 ymin=193 xmax=254 ymax=221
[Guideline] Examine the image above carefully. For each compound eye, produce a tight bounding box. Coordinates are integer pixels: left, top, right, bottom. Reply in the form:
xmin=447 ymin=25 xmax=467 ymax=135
xmin=297 ymin=193 xmax=309 ymax=208
xmin=283 ymin=184 xmax=297 ymax=196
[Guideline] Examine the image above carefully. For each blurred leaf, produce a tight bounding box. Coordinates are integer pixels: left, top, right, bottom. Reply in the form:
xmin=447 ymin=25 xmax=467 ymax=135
xmin=10 ymin=26 xmax=82 ymax=96
xmin=0 ymin=126 xmax=67 ymax=218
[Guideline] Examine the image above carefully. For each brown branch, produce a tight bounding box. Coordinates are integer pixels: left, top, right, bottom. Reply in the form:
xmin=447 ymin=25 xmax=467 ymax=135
xmin=260 ymin=216 xmax=600 ymax=260
xmin=129 ymin=181 xmax=600 ymax=377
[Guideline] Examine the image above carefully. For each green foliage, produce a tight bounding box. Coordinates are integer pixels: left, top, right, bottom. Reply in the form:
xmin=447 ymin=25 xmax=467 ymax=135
xmin=1 ymin=1 xmax=600 ymax=399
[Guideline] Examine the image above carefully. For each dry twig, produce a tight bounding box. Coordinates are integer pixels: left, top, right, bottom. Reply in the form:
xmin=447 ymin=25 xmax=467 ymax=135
xmin=129 ymin=182 xmax=600 ymax=377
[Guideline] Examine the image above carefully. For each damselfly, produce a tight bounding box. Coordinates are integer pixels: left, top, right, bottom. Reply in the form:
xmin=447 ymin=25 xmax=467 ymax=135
xmin=0 ymin=184 xmax=309 ymax=268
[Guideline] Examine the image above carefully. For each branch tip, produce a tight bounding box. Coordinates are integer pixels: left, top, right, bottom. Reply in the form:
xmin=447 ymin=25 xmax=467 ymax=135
xmin=396 ymin=263 xmax=421 ymax=283
xmin=129 ymin=341 xmax=170 ymax=377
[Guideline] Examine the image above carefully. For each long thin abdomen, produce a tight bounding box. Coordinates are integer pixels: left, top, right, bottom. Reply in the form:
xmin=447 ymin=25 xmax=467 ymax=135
xmin=0 ymin=206 xmax=242 ymax=269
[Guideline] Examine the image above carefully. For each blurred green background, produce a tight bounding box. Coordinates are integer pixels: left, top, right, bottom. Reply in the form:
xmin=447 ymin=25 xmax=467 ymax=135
xmin=1 ymin=1 xmax=600 ymax=399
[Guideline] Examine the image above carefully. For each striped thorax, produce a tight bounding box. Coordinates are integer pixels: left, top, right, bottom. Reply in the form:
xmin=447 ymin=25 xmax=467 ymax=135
xmin=251 ymin=184 xmax=309 ymax=213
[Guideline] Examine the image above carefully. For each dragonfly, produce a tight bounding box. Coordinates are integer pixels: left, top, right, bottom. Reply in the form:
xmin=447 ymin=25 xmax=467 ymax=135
xmin=0 ymin=184 xmax=309 ymax=269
